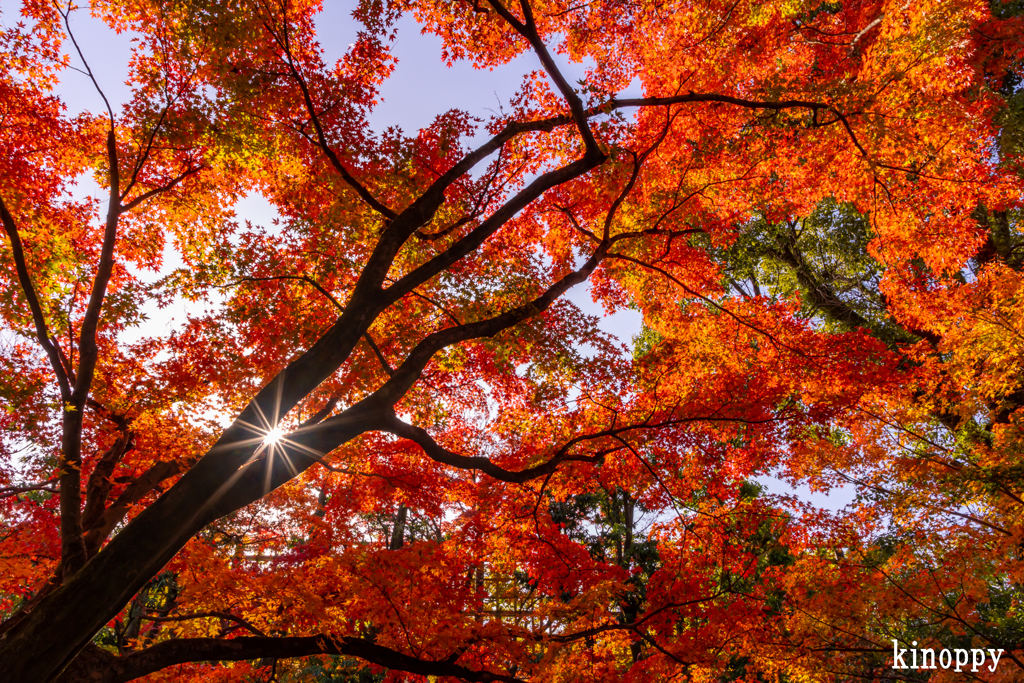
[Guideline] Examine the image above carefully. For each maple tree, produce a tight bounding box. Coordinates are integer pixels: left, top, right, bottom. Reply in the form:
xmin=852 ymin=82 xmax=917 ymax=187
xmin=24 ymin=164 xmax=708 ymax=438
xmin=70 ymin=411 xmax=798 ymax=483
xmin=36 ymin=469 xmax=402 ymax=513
xmin=2 ymin=0 xmax=1024 ymax=681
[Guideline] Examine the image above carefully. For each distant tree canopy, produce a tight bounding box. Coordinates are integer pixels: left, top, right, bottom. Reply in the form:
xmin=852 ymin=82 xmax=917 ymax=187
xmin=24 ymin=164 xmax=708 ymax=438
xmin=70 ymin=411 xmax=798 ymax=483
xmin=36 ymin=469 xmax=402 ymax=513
xmin=1 ymin=0 xmax=1023 ymax=681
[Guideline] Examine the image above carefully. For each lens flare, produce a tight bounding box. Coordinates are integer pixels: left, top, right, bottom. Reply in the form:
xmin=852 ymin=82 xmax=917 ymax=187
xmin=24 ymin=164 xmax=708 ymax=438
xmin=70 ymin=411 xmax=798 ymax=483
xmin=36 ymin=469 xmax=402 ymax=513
xmin=263 ymin=426 xmax=285 ymax=446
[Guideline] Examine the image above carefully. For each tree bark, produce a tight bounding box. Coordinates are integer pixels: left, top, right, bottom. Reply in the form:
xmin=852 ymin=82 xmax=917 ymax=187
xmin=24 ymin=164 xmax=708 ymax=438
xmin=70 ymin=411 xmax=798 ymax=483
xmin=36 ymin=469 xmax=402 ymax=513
xmin=55 ymin=636 xmax=520 ymax=683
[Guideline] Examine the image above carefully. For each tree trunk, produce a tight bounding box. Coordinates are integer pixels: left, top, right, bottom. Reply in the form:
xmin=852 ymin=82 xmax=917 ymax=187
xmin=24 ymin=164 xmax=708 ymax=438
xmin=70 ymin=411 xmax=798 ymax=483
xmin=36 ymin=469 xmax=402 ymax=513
xmin=389 ymin=505 xmax=408 ymax=550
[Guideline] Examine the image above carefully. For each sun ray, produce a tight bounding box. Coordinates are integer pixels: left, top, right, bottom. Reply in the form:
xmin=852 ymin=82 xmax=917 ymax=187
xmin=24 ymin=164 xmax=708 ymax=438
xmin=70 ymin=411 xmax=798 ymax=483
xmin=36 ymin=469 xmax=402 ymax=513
xmin=263 ymin=426 xmax=285 ymax=446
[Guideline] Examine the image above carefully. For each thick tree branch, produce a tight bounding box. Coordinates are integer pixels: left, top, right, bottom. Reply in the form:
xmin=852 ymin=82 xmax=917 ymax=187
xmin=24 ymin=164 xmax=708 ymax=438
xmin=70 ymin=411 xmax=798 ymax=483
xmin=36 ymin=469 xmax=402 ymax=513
xmin=81 ymin=432 xmax=135 ymax=552
xmin=203 ymin=245 xmax=612 ymax=516
xmin=768 ymin=232 xmax=872 ymax=330
xmin=766 ymin=225 xmax=938 ymax=347
xmin=0 ymin=195 xmax=73 ymax=400
xmin=386 ymin=152 xmax=605 ymax=303
xmin=82 ymin=460 xmax=183 ymax=555
xmin=384 ymin=406 xmax=784 ymax=484
xmin=186 ymin=119 xmax=605 ymax=497
xmin=59 ymin=128 xmax=123 ymax=577
xmin=104 ymin=635 xmax=522 ymax=683
xmin=488 ymin=0 xmax=600 ymax=153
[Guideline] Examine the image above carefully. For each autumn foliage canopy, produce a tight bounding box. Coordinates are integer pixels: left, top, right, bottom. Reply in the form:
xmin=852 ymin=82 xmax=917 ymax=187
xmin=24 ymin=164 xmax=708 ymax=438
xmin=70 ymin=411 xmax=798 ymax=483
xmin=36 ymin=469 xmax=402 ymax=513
xmin=2 ymin=0 xmax=1024 ymax=680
